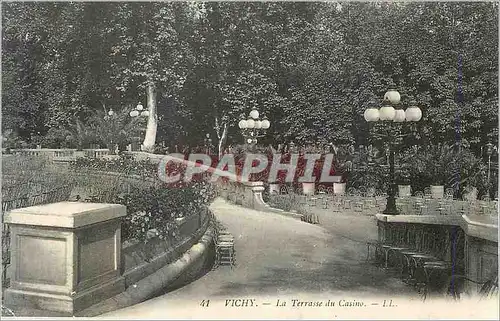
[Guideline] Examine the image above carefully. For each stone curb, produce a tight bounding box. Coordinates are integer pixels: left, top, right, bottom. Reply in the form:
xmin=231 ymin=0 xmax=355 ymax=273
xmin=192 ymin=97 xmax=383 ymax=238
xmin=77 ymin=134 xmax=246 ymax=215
xmin=75 ymin=225 xmax=215 ymax=317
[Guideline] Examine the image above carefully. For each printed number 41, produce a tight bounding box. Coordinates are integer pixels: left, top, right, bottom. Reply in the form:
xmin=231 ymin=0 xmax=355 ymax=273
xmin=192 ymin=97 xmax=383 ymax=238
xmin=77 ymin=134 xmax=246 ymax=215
xmin=200 ymin=300 xmax=210 ymax=307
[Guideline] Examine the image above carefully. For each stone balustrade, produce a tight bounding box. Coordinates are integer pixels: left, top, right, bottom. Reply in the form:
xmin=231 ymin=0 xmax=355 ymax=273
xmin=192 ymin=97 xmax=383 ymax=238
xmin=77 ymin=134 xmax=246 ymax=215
xmin=217 ymin=180 xmax=302 ymax=219
xmin=376 ymin=213 xmax=498 ymax=296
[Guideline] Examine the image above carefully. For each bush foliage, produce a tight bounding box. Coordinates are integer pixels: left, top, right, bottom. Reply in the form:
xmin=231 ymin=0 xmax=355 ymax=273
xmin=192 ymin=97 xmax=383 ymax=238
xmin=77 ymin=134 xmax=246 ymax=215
xmin=70 ymin=155 xmax=215 ymax=242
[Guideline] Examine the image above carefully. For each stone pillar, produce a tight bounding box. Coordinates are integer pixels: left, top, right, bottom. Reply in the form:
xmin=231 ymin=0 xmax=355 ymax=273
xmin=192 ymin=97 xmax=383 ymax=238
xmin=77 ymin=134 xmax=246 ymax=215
xmin=4 ymin=202 xmax=127 ymax=314
xmin=242 ymin=181 xmax=285 ymax=213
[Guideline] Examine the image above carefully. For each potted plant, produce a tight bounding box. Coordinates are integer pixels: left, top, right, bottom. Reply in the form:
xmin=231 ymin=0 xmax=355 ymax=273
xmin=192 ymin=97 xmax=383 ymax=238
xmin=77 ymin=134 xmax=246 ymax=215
xmin=329 ymin=144 xmax=355 ymax=195
xmin=268 ymin=182 xmax=280 ymax=194
xmin=294 ymin=153 xmax=316 ymax=195
xmin=412 ymin=146 xmax=447 ymax=198
xmin=267 ymin=154 xmax=281 ymax=195
xmin=410 ymin=143 xmax=484 ymax=199
xmin=397 ymin=166 xmax=412 ymax=197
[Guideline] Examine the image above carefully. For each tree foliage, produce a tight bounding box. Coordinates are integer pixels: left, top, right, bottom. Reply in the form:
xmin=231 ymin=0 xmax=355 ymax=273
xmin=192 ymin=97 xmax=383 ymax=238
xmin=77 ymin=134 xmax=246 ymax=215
xmin=2 ymin=1 xmax=497 ymax=152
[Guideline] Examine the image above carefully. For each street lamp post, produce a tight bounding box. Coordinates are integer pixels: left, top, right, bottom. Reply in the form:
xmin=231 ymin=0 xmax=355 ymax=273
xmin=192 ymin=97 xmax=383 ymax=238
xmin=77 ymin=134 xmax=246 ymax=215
xmin=129 ymin=102 xmax=149 ymax=151
xmin=364 ymin=89 xmax=422 ymax=215
xmin=204 ymin=133 xmax=213 ymax=154
xmin=485 ymin=142 xmax=498 ymax=199
xmin=104 ymin=109 xmax=117 ymax=153
xmin=238 ymin=107 xmax=271 ymax=149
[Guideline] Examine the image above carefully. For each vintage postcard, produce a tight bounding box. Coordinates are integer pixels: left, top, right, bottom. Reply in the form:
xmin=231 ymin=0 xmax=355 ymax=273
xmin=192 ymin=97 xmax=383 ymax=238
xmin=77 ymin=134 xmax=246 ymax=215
xmin=1 ymin=0 xmax=498 ymax=319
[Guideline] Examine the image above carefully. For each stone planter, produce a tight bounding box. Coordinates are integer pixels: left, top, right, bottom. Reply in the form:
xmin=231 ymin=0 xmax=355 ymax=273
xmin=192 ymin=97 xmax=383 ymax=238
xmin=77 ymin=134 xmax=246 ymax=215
xmin=398 ymin=185 xmax=411 ymax=197
xmin=431 ymin=185 xmax=445 ymax=199
xmin=268 ymin=183 xmax=280 ymax=195
xmin=302 ymin=183 xmax=315 ymax=195
xmin=333 ymin=182 xmax=346 ymax=195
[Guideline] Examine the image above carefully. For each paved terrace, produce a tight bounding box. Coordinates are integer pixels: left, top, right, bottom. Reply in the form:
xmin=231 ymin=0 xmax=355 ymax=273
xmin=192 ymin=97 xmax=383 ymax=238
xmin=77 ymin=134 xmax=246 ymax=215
xmin=100 ymin=198 xmax=429 ymax=319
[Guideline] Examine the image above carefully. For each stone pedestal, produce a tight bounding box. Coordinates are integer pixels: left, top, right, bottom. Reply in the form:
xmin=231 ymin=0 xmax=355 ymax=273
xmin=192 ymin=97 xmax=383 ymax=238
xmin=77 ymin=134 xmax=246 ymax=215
xmin=241 ymin=181 xmax=285 ymax=213
xmin=4 ymin=202 xmax=127 ymax=314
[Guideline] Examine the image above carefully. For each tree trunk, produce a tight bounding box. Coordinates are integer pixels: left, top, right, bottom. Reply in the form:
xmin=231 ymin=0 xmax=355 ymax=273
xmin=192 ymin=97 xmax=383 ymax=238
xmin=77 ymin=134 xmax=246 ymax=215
xmin=218 ymin=123 xmax=228 ymax=159
xmin=142 ymin=82 xmax=158 ymax=152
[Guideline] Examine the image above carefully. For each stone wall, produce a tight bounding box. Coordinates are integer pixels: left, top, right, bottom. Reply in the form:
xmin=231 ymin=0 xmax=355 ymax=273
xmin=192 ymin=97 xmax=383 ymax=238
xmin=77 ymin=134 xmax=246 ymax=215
xmin=121 ymin=212 xmax=209 ymax=288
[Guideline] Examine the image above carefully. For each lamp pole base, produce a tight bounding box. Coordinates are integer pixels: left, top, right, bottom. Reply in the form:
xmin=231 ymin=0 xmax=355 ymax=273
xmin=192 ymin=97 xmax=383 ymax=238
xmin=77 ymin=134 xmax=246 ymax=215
xmin=382 ymin=195 xmax=399 ymax=215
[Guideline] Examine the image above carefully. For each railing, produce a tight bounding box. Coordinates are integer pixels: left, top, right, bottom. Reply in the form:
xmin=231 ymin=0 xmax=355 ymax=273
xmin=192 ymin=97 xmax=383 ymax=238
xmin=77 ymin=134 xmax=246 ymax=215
xmin=84 ymin=149 xmax=110 ymax=158
xmin=4 ymin=148 xmax=111 ymax=160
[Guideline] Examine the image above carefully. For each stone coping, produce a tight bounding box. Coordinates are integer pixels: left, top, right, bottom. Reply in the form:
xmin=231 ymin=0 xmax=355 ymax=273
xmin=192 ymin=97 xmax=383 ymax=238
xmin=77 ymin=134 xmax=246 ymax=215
xmin=376 ymin=213 xmax=498 ymax=243
xmin=4 ymin=201 xmax=126 ymax=228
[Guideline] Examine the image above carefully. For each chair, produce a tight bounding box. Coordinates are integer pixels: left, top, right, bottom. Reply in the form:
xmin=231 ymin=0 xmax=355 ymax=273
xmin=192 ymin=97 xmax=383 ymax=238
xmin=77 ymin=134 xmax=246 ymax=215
xmin=396 ymin=197 xmax=411 ymax=215
xmin=479 ymin=196 xmax=493 ymax=215
xmin=363 ymin=188 xmax=377 ymax=214
xmin=411 ymin=229 xmax=462 ymax=298
xmin=213 ymin=228 xmax=236 ymax=269
xmin=322 ymin=187 xmax=334 ymax=209
xmin=331 ymin=194 xmax=343 ymax=212
xmin=398 ymin=228 xmax=440 ymax=284
xmin=424 ymin=187 xmax=432 ymax=199
xmin=368 ymin=224 xmax=411 ymax=269
xmin=445 ymin=188 xmax=455 ymax=200
xmin=307 ymin=194 xmax=319 ymax=207
xmin=350 ymin=189 xmax=364 ymax=213
xmin=374 ymin=191 xmax=387 ymax=211
xmin=413 ymin=191 xmax=429 ymax=215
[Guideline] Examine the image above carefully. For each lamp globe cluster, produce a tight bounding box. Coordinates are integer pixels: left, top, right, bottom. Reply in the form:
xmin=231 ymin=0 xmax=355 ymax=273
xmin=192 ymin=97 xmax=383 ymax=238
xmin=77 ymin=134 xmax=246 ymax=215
xmin=130 ymin=102 xmax=150 ymax=118
xmin=238 ymin=107 xmax=271 ymax=146
xmin=238 ymin=107 xmax=270 ymax=130
xmin=364 ymin=90 xmax=422 ymax=123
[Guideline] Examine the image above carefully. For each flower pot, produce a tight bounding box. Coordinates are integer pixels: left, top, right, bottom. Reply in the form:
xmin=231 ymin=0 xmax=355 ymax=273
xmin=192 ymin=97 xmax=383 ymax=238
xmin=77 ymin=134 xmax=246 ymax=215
xmin=330 ymin=175 xmax=343 ymax=183
xmin=302 ymin=182 xmax=315 ymax=195
xmin=398 ymin=185 xmax=411 ymax=197
xmin=74 ymin=151 xmax=85 ymax=158
xmin=333 ymin=182 xmax=346 ymax=195
xmin=430 ymin=185 xmax=444 ymax=199
xmin=268 ymin=183 xmax=279 ymax=195
xmin=464 ymin=187 xmax=478 ymax=201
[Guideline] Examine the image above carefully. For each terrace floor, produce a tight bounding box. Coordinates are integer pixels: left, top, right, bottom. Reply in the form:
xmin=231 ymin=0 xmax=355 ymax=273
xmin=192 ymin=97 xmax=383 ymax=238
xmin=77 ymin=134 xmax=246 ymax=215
xmin=100 ymin=198 xmax=439 ymax=319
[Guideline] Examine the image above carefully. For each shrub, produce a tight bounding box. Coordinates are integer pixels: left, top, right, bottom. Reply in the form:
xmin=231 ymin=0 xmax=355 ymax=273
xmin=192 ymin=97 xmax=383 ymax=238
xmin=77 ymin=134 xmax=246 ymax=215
xmin=69 ymin=154 xmax=158 ymax=178
xmin=69 ymin=155 xmax=215 ymax=242
xmin=112 ymin=181 xmax=215 ymax=243
xmin=403 ymin=143 xmax=488 ymax=198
